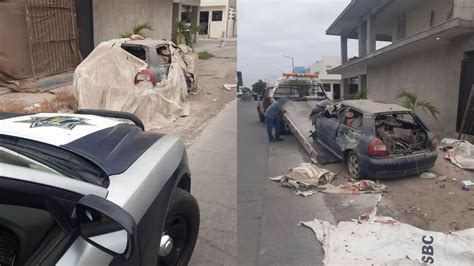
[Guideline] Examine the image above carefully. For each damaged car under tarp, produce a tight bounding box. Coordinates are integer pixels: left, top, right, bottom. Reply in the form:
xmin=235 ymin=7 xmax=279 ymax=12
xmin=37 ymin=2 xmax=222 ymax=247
xmin=73 ymin=39 xmax=197 ymax=128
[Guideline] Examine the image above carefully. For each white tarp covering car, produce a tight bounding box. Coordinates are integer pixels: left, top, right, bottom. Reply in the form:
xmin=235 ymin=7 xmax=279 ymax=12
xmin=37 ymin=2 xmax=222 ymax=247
xmin=440 ymin=138 xmax=474 ymax=169
xmin=73 ymin=39 xmax=195 ymax=128
xmin=301 ymin=216 xmax=474 ymax=265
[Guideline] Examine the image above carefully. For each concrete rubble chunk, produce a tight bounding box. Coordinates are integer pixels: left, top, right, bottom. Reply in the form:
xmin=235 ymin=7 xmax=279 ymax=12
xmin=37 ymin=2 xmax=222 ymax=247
xmin=437 ymin=175 xmax=448 ymax=182
xmin=419 ymin=172 xmax=437 ymax=179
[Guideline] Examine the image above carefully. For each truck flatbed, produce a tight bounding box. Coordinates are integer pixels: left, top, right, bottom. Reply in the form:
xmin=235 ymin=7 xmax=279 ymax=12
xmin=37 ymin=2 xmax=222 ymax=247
xmin=283 ymin=99 xmax=340 ymax=164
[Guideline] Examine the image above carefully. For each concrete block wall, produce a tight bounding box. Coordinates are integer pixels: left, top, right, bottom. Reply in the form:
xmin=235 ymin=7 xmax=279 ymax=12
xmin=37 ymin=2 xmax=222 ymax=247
xmin=387 ymin=0 xmax=453 ymax=42
xmin=405 ymin=0 xmax=453 ymax=36
xmin=367 ymin=34 xmax=474 ymax=137
xmin=92 ymin=0 xmax=173 ymax=46
xmin=454 ymin=0 xmax=474 ymax=20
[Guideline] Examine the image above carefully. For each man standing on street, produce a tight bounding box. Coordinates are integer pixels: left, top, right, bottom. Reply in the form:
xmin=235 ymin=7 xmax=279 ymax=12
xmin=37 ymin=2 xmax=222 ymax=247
xmin=264 ymin=97 xmax=288 ymax=142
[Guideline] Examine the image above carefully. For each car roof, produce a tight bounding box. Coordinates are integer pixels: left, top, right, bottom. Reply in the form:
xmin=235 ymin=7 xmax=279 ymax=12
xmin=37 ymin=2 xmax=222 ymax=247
xmin=122 ymin=39 xmax=169 ymax=47
xmin=342 ymin=100 xmax=410 ymax=114
xmin=0 ymin=113 xmax=163 ymax=176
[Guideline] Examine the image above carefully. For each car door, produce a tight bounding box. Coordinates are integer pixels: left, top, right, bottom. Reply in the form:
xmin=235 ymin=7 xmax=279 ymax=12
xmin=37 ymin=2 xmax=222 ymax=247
xmin=335 ymin=108 xmax=363 ymax=155
xmin=0 ymin=177 xmax=84 ymax=265
xmin=317 ymin=107 xmax=345 ymax=153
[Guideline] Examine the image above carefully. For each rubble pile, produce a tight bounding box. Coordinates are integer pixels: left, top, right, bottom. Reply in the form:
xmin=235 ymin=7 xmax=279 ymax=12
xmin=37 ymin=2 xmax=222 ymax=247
xmin=270 ymin=163 xmax=386 ymax=197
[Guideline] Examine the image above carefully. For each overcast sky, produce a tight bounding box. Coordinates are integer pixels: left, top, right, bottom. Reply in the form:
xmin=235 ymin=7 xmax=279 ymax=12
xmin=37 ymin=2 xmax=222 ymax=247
xmin=237 ymin=0 xmax=357 ymax=87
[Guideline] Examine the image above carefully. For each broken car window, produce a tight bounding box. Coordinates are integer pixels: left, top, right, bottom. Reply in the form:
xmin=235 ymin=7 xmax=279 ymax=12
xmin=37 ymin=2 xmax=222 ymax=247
xmin=157 ymin=46 xmax=172 ymax=64
xmin=156 ymin=46 xmax=172 ymax=81
xmin=375 ymin=112 xmax=429 ymax=155
xmin=343 ymin=109 xmax=363 ymax=130
xmin=121 ymin=45 xmax=147 ymax=61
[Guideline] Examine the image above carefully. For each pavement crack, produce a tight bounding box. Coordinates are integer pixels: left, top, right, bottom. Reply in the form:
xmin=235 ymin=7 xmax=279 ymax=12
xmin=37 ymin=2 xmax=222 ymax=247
xmin=197 ymin=236 xmax=237 ymax=258
xmin=197 ymin=198 xmax=237 ymax=211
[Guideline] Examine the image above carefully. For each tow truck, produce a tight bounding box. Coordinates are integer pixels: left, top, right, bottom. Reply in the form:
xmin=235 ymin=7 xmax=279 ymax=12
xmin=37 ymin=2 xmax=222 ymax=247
xmin=267 ymin=73 xmax=337 ymax=163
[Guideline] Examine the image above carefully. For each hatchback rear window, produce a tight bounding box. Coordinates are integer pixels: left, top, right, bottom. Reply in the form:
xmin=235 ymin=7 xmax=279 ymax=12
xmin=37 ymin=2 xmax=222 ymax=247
xmin=375 ymin=112 xmax=429 ymax=155
xmin=121 ymin=45 xmax=147 ymax=61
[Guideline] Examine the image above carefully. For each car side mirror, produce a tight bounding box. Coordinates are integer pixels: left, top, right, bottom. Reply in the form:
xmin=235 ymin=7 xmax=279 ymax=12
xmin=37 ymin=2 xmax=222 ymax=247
xmin=76 ymin=194 xmax=137 ymax=260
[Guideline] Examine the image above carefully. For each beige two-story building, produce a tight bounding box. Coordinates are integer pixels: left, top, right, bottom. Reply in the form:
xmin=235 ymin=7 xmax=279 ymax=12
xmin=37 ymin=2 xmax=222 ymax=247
xmin=327 ymin=0 xmax=474 ymax=137
xmin=307 ymin=56 xmax=342 ymax=100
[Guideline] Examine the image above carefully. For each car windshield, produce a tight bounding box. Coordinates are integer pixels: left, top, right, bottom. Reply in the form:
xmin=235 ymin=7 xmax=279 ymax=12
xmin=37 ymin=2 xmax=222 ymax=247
xmin=0 ymin=137 xmax=108 ymax=187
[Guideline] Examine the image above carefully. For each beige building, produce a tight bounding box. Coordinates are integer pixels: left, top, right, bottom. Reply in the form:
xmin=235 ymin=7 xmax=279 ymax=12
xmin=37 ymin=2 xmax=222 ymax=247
xmin=94 ymin=0 xmax=200 ymax=46
xmin=199 ymin=0 xmax=236 ymax=38
xmin=327 ymin=0 xmax=474 ymax=137
xmin=307 ymin=56 xmax=342 ymax=100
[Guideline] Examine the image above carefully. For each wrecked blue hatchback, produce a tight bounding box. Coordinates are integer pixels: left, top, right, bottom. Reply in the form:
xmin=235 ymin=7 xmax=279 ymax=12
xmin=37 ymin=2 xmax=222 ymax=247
xmin=311 ymin=99 xmax=438 ymax=179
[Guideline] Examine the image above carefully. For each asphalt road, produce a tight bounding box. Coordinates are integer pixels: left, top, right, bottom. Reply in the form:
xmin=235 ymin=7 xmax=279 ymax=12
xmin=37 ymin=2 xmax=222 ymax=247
xmin=237 ymin=99 xmax=380 ymax=265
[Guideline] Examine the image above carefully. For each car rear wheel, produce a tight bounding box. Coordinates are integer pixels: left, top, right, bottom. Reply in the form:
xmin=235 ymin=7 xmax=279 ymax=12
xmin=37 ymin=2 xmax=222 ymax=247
xmin=346 ymin=151 xmax=361 ymax=179
xmin=158 ymin=188 xmax=200 ymax=266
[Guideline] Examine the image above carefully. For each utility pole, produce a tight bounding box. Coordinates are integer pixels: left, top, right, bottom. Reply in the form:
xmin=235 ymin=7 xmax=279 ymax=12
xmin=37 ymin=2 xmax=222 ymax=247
xmin=282 ymin=55 xmax=294 ymax=73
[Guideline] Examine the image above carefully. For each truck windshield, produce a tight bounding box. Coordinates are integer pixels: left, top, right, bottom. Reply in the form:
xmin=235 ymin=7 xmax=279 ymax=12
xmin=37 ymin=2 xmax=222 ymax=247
xmin=274 ymin=78 xmax=324 ymax=99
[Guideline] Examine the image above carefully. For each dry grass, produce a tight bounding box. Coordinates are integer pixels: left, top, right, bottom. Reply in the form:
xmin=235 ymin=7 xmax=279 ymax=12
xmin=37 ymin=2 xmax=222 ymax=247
xmin=38 ymin=90 xmax=78 ymax=113
xmin=0 ymin=90 xmax=78 ymax=114
xmin=0 ymin=101 xmax=25 ymax=113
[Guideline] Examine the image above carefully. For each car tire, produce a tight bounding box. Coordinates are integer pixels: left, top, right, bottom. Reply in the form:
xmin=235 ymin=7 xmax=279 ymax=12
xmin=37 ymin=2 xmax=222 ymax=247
xmin=346 ymin=151 xmax=361 ymax=179
xmin=158 ymin=188 xmax=200 ymax=266
xmin=280 ymin=122 xmax=291 ymax=135
xmin=259 ymin=112 xmax=265 ymax=123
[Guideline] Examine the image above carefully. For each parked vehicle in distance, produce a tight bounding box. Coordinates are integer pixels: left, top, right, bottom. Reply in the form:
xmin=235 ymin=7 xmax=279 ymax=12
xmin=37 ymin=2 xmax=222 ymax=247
xmin=311 ymin=99 xmax=438 ymax=179
xmin=252 ymin=92 xmax=259 ymax=101
xmin=0 ymin=110 xmax=199 ymax=265
xmin=237 ymin=87 xmax=243 ymax=98
xmin=121 ymin=40 xmax=196 ymax=90
xmin=256 ymin=86 xmax=274 ymax=122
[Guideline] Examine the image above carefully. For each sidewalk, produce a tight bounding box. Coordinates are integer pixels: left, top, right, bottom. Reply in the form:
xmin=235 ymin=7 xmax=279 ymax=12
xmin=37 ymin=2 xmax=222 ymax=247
xmin=188 ymin=100 xmax=237 ymax=265
xmin=194 ymin=38 xmax=237 ymax=56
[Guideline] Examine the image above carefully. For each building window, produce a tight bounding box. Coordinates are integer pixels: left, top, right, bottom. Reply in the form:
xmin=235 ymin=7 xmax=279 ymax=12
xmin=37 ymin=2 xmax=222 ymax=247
xmin=212 ymin=11 xmax=223 ymax=21
xmin=181 ymin=5 xmax=192 ymax=23
xmin=323 ymin=83 xmax=331 ymax=92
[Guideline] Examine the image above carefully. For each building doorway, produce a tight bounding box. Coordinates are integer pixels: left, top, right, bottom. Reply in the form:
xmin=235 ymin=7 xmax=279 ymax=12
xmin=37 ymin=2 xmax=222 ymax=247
xmin=333 ymin=83 xmax=341 ymax=100
xmin=457 ymin=56 xmax=474 ymax=134
xmin=199 ymin=11 xmax=209 ymax=35
xmin=75 ymin=0 xmax=93 ymax=58
xmin=348 ymin=77 xmax=359 ymax=95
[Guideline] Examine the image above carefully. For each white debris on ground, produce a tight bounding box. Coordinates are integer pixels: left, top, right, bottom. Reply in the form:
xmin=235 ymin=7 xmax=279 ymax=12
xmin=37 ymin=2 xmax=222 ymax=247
xmin=319 ymin=180 xmax=386 ymax=194
xmin=440 ymin=138 xmax=474 ymax=170
xmin=223 ymin=84 xmax=237 ymax=91
xmin=300 ymin=215 xmax=474 ymax=265
xmin=270 ymin=163 xmax=335 ymax=197
xmin=419 ymin=172 xmax=437 ymax=179
xmin=270 ymin=163 xmax=386 ymax=197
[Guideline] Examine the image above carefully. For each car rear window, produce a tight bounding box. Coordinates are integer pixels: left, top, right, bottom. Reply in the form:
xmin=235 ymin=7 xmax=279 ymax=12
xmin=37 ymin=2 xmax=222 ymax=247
xmin=121 ymin=45 xmax=147 ymax=61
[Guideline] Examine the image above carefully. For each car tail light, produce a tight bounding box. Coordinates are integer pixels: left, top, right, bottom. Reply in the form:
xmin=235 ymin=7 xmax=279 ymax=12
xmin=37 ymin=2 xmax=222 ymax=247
xmin=431 ymin=135 xmax=438 ymax=150
xmin=368 ymin=138 xmax=388 ymax=156
xmin=135 ymin=69 xmax=155 ymax=85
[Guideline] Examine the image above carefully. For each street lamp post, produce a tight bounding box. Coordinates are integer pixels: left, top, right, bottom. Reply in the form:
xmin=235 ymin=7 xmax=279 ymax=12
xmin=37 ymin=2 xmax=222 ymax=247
xmin=282 ymin=55 xmax=294 ymax=73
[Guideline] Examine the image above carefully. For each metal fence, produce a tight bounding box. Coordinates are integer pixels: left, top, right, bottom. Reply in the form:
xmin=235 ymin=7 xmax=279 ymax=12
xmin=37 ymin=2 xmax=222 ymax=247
xmin=25 ymin=0 xmax=82 ymax=78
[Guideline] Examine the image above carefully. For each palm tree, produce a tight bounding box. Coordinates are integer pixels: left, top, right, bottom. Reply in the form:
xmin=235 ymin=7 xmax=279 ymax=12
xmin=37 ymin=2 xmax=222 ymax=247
xmin=173 ymin=20 xmax=200 ymax=47
xmin=120 ymin=22 xmax=154 ymax=38
xmin=396 ymin=90 xmax=440 ymax=119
